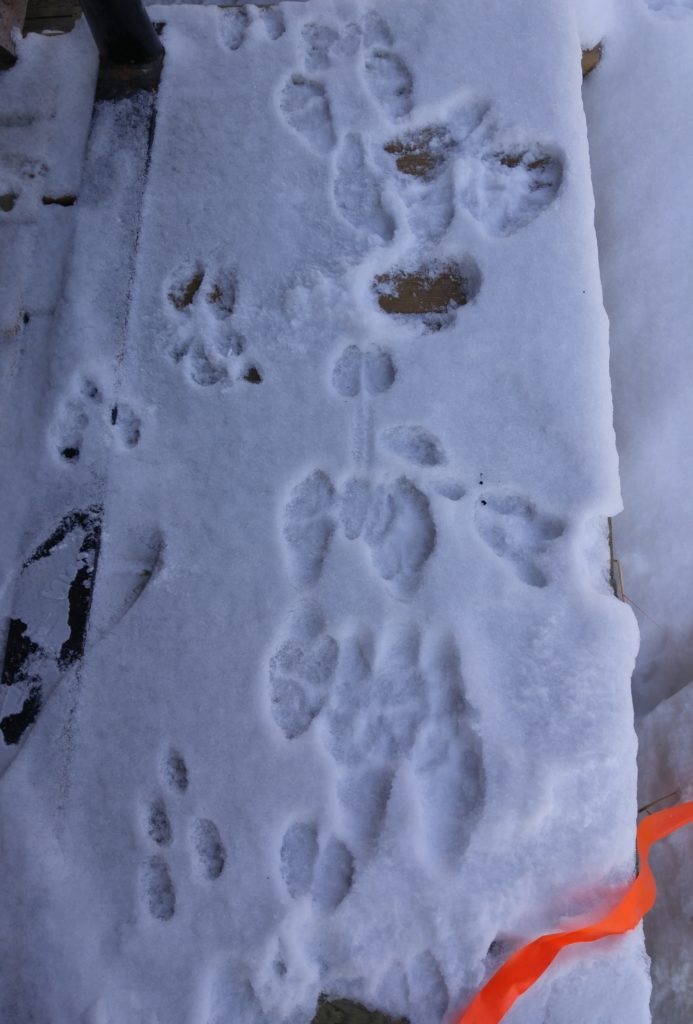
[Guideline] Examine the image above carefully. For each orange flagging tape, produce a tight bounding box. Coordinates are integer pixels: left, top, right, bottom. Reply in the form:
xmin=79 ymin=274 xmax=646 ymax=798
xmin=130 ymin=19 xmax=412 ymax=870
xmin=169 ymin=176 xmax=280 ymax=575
xmin=457 ymin=800 xmax=693 ymax=1024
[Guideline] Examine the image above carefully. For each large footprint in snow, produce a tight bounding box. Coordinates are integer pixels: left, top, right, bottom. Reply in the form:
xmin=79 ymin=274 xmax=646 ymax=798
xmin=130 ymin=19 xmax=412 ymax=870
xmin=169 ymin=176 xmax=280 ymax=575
xmin=457 ymin=144 xmax=563 ymax=237
xmin=384 ymin=110 xmax=563 ymax=241
xmin=282 ymin=470 xmax=336 ymax=588
xmin=279 ymin=12 xmax=413 ymax=242
xmin=321 ymin=624 xmax=428 ymax=851
xmin=474 ymin=492 xmax=565 ymax=587
xmin=319 ymin=626 xmax=485 ymax=863
xmin=339 ymin=474 xmax=437 ymax=596
xmin=411 ymin=635 xmax=485 ymax=868
xmin=333 ymin=132 xmax=395 ymax=240
xmin=279 ymin=75 xmax=336 ymax=155
xmin=282 ymin=465 xmax=437 ymax=596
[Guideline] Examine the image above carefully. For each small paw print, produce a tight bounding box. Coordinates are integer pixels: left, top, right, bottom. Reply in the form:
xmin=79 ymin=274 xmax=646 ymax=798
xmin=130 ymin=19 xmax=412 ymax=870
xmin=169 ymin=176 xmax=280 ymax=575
xmin=51 ymin=373 xmax=142 ymax=464
xmin=164 ymin=259 xmax=262 ymax=389
xmin=138 ymin=748 xmax=227 ymax=921
xmin=269 ymin=600 xmax=338 ymax=740
xmin=279 ymin=821 xmax=354 ymax=911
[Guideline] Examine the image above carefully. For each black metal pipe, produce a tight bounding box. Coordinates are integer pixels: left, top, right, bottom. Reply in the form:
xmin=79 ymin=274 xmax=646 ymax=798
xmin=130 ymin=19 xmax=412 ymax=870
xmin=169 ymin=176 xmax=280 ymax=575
xmin=80 ymin=0 xmax=164 ymax=66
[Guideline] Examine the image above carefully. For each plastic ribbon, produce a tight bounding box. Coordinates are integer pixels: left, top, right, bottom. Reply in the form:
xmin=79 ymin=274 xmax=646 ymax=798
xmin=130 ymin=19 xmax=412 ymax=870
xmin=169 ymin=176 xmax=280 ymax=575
xmin=457 ymin=800 xmax=693 ymax=1024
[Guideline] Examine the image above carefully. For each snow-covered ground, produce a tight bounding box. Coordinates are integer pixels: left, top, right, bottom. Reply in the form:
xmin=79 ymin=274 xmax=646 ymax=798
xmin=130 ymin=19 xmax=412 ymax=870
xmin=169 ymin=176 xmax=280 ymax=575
xmin=579 ymin=1 xmax=693 ymax=1020
xmin=0 ymin=2 xmax=669 ymax=1022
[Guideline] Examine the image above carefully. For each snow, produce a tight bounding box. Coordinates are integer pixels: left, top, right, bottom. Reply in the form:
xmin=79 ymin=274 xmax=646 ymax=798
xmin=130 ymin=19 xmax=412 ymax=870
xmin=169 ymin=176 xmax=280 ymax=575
xmin=0 ymin=2 xmax=653 ymax=1023
xmin=578 ymin=0 xmax=693 ymax=1018
xmin=581 ymin=0 xmax=693 ymax=718
xmin=637 ymin=685 xmax=693 ymax=1024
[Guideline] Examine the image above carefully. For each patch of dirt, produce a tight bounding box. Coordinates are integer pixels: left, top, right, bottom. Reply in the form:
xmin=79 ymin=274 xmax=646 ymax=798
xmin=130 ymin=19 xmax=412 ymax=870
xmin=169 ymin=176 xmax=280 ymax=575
xmin=384 ymin=125 xmax=453 ymax=180
xmin=312 ymin=996 xmax=409 ymax=1024
xmin=373 ymin=258 xmax=480 ymax=327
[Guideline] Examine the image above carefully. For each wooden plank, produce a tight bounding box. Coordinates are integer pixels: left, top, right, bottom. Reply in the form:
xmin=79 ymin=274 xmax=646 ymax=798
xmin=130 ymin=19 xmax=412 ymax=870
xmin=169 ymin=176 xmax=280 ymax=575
xmin=23 ymin=0 xmax=80 ymax=35
xmin=0 ymin=0 xmax=28 ymax=66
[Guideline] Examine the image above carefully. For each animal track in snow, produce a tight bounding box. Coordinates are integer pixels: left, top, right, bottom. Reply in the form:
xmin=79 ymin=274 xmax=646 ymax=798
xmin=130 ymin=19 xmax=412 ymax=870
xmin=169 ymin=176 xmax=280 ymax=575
xmin=432 ymin=478 xmax=466 ymax=501
xmin=279 ymin=821 xmax=318 ymax=898
xmin=219 ymin=6 xmax=249 ymax=50
xmin=162 ymin=746 xmax=189 ymax=792
xmin=218 ymin=4 xmax=286 ymax=49
xmin=381 ymin=95 xmax=562 ymax=243
xmin=279 ymin=12 xmax=410 ymax=243
xmin=280 ymin=820 xmax=354 ymax=911
xmin=164 ymin=259 xmax=260 ymax=388
xmin=269 ymin=600 xmax=339 ymax=740
xmin=281 ymin=468 xmax=437 ymax=596
xmin=51 ymin=374 xmax=142 ymax=464
xmin=258 ymin=6 xmax=285 ymax=41
xmin=381 ymin=426 xmax=445 ymax=467
xmin=411 ymin=635 xmax=485 ymax=867
xmin=203 ymin=961 xmax=268 ymax=1024
xmin=191 ymin=818 xmax=226 ymax=880
xmin=474 ymin=492 xmax=565 ymax=587
xmin=310 ymin=627 xmax=484 ymax=863
xmin=458 ymin=145 xmax=563 ymax=237
xmin=645 ymin=0 xmax=693 ymax=15
xmin=280 ymin=76 xmax=336 ymax=155
xmin=333 ymin=133 xmax=395 ymax=240
xmin=383 ymin=102 xmax=487 ymax=243
xmin=144 ymin=797 xmax=172 ymax=847
xmin=283 ymin=470 xmax=336 ymax=588
xmin=332 ymin=343 xmax=396 ymax=397
xmin=324 ymin=626 xmax=426 ymax=765
xmin=322 ymin=625 xmax=427 ymax=849
xmin=338 ymin=477 xmax=371 ymax=540
xmin=302 ymin=22 xmax=340 ymax=70
xmin=270 ymin=616 xmax=483 ymax=867
xmin=378 ymin=951 xmax=449 ymax=1024
xmin=363 ymin=49 xmax=414 ymax=119
xmin=110 ymin=402 xmax=141 ymax=448
xmin=138 ymin=750 xmax=226 ymax=922
xmin=140 ymin=855 xmax=176 ymax=922
xmin=361 ymin=10 xmax=393 ymax=48
xmin=359 ymin=476 xmax=436 ymax=597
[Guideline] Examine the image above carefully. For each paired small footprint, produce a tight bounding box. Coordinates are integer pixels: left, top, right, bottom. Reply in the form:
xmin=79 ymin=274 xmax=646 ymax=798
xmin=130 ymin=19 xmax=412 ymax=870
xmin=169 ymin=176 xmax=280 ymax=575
xmin=139 ymin=748 xmax=226 ymax=922
xmin=332 ymin=343 xmax=396 ymax=398
xmin=218 ymin=3 xmax=286 ymax=51
xmin=377 ymin=950 xmax=450 ymax=1024
xmin=164 ymin=259 xmax=262 ymax=388
xmin=51 ymin=373 xmax=141 ymax=464
xmin=280 ymin=820 xmax=354 ymax=911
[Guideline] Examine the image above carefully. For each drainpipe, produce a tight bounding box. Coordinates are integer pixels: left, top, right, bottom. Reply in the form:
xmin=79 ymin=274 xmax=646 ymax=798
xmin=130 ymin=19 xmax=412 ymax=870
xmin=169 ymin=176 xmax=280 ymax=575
xmin=80 ymin=0 xmax=164 ymax=99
